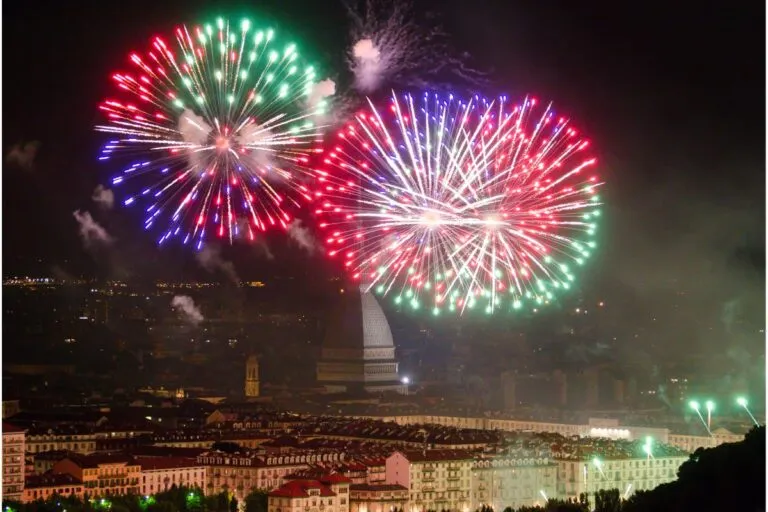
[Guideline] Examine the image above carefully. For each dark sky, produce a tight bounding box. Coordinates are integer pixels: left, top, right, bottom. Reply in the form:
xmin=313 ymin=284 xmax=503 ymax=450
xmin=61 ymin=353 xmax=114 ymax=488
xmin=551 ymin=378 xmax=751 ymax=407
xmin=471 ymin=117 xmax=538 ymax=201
xmin=3 ymin=0 xmax=765 ymax=319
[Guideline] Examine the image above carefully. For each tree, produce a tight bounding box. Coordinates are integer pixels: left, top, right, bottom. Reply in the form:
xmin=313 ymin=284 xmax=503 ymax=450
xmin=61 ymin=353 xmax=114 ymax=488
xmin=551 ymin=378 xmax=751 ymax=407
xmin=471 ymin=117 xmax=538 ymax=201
xmin=594 ymin=489 xmax=621 ymax=512
xmin=243 ymin=490 xmax=268 ymax=512
xmin=623 ymin=426 xmax=765 ymax=512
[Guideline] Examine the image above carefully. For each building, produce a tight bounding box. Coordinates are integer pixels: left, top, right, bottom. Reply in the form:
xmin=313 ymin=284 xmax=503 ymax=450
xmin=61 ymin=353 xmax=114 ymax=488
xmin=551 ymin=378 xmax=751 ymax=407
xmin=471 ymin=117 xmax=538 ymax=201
xmin=550 ymin=446 xmax=688 ymax=500
xmin=385 ymin=450 xmax=474 ymax=512
xmin=23 ymin=473 xmax=84 ymax=503
xmin=269 ymin=474 xmax=351 ymax=512
xmin=471 ymin=456 xmax=557 ymax=511
xmin=140 ymin=458 xmax=206 ymax=496
xmin=667 ymin=428 xmax=744 ymax=453
xmin=317 ymin=287 xmax=404 ymax=394
xmin=3 ymin=423 xmax=26 ymax=501
xmin=349 ymin=483 xmax=409 ymax=512
xmin=366 ymin=414 xmax=746 ymax=453
xmin=52 ymin=454 xmax=141 ymax=497
xmin=25 ymin=427 xmax=152 ymax=455
xmin=197 ymin=449 xmax=347 ymax=502
xmin=245 ymin=355 xmax=261 ymax=398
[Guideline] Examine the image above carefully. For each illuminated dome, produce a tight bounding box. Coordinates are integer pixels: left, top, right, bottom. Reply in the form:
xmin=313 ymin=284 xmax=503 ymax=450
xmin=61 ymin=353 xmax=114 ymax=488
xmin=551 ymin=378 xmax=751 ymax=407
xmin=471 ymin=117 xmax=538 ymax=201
xmin=323 ymin=287 xmax=395 ymax=349
xmin=317 ymin=286 xmax=403 ymax=394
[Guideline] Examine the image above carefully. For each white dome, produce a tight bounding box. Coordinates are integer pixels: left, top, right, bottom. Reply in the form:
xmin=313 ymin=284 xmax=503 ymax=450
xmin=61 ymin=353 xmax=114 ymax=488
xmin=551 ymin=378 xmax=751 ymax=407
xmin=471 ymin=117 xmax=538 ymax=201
xmin=323 ymin=286 xmax=394 ymax=349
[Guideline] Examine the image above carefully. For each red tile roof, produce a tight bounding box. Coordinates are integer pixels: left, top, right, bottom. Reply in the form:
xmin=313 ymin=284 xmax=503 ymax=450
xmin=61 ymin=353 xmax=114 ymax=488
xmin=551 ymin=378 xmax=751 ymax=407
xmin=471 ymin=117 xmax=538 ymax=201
xmin=139 ymin=457 xmax=203 ymax=471
xmin=319 ymin=473 xmax=352 ymax=485
xmin=3 ymin=422 xmax=26 ymax=433
xmin=25 ymin=473 xmax=82 ymax=489
xmin=59 ymin=453 xmax=136 ymax=469
xmin=269 ymin=480 xmax=337 ymax=498
xmin=398 ymin=449 xmax=475 ymax=462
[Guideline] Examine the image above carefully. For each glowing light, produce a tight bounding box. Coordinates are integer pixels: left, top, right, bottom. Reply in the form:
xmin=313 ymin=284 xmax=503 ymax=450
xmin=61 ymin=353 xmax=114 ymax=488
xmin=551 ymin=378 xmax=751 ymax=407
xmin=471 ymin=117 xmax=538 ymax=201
xmin=314 ymin=92 xmax=602 ymax=315
xmin=96 ymin=18 xmax=330 ymax=249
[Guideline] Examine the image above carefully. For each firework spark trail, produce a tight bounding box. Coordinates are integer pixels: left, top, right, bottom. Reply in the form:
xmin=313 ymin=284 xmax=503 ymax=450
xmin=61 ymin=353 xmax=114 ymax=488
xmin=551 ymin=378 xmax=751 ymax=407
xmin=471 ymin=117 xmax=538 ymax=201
xmin=346 ymin=0 xmax=486 ymax=93
xmin=313 ymin=92 xmax=603 ymax=315
xmin=96 ymin=18 xmax=333 ymax=250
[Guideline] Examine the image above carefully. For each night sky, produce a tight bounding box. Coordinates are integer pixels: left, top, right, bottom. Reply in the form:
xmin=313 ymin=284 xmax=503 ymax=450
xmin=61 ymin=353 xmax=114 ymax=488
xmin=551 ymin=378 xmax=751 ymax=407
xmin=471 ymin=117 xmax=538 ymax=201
xmin=3 ymin=1 xmax=765 ymax=343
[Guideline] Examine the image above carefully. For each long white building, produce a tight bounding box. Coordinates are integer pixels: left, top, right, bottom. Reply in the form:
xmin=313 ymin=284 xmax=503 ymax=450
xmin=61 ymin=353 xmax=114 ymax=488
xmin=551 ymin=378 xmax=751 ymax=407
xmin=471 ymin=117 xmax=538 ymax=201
xmin=360 ymin=415 xmax=744 ymax=452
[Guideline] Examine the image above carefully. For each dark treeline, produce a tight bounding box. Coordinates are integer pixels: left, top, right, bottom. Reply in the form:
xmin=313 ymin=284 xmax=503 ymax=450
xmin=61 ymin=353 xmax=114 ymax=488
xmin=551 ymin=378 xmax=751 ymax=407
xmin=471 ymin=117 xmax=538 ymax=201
xmin=2 ymin=487 xmax=268 ymax=512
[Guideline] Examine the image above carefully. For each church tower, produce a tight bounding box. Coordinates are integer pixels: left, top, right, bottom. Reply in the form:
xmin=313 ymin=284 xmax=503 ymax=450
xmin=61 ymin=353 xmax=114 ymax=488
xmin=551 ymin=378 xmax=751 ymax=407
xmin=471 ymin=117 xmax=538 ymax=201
xmin=245 ymin=355 xmax=260 ymax=398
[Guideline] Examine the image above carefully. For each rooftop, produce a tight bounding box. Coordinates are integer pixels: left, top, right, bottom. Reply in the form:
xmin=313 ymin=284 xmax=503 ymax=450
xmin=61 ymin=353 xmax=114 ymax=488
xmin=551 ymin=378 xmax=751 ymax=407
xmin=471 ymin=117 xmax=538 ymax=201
xmin=26 ymin=472 xmax=82 ymax=488
xmin=269 ymin=480 xmax=337 ymax=498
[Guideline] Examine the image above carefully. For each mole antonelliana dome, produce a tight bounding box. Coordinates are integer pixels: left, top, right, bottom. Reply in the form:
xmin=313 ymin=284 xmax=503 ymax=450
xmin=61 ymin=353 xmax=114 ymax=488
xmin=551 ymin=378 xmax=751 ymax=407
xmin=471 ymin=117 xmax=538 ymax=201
xmin=322 ymin=286 xmax=395 ymax=349
xmin=316 ymin=286 xmax=403 ymax=393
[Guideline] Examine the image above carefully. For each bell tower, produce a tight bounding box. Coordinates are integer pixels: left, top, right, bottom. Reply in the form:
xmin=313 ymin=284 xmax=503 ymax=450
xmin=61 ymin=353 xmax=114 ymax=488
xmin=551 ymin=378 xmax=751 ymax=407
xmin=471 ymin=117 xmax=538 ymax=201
xmin=245 ymin=355 xmax=260 ymax=398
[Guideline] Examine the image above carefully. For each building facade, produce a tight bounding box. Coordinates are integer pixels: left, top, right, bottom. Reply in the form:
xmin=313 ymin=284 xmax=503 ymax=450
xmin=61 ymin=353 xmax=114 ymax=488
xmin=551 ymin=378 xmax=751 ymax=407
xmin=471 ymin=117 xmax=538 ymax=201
xmin=349 ymin=484 xmax=408 ymax=512
xmin=52 ymin=454 xmax=141 ymax=497
xmin=362 ymin=414 xmax=746 ymax=453
xmin=140 ymin=458 xmax=206 ymax=496
xmin=23 ymin=473 xmax=84 ymax=503
xmin=268 ymin=475 xmax=352 ymax=512
xmin=471 ymin=457 xmax=557 ymax=511
xmin=3 ymin=423 xmax=26 ymax=501
xmin=198 ymin=450 xmax=347 ymax=502
xmin=385 ymin=450 xmax=473 ymax=512
xmin=552 ymin=455 xmax=687 ymax=500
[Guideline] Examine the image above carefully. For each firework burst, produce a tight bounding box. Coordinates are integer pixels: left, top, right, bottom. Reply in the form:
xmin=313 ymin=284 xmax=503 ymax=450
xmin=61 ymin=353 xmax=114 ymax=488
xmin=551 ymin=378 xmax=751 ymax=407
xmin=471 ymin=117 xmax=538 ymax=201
xmin=97 ymin=17 xmax=334 ymax=249
xmin=313 ymin=92 xmax=603 ymax=315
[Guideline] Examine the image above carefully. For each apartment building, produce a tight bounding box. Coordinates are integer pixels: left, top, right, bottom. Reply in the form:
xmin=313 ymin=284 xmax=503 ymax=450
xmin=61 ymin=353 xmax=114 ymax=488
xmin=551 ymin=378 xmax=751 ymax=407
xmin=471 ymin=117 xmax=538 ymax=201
xmin=140 ymin=457 xmax=206 ymax=496
xmin=553 ymin=455 xmax=687 ymax=500
xmin=197 ymin=450 xmax=347 ymax=502
xmin=385 ymin=450 xmax=474 ymax=512
xmin=52 ymin=454 xmax=141 ymax=497
xmin=349 ymin=483 xmax=408 ymax=512
xmin=471 ymin=456 xmax=557 ymax=511
xmin=3 ymin=423 xmax=26 ymax=501
xmin=268 ymin=474 xmax=352 ymax=512
xmin=23 ymin=473 xmax=84 ymax=503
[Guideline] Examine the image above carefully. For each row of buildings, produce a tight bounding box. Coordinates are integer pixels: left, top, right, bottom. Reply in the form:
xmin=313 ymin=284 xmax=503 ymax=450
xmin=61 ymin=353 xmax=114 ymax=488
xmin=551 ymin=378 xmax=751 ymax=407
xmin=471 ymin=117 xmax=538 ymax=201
xmin=4 ymin=415 xmax=699 ymax=511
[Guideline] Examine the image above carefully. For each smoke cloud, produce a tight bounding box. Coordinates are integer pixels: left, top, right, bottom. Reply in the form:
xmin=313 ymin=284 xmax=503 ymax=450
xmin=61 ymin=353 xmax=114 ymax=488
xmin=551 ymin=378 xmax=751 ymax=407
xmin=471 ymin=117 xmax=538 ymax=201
xmin=73 ymin=210 xmax=113 ymax=247
xmin=195 ymin=245 xmax=239 ymax=284
xmin=171 ymin=295 xmax=204 ymax=325
xmin=308 ymin=79 xmax=337 ymax=109
xmin=179 ymin=109 xmax=212 ymax=171
xmin=346 ymin=0 xmax=486 ymax=93
xmin=236 ymin=124 xmax=274 ymax=169
xmin=92 ymin=185 xmax=115 ymax=210
xmin=6 ymin=140 xmax=40 ymax=169
xmin=351 ymin=39 xmax=383 ymax=93
xmin=286 ymin=219 xmax=317 ymax=254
